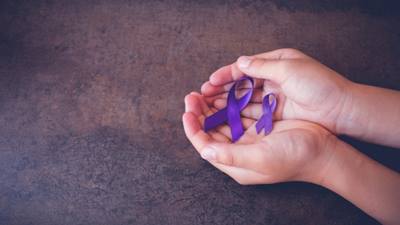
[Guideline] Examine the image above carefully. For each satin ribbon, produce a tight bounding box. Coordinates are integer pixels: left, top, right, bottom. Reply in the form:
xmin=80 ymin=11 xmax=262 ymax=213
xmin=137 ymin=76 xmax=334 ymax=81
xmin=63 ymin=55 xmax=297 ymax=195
xmin=204 ymin=76 xmax=254 ymax=142
xmin=255 ymin=93 xmax=277 ymax=135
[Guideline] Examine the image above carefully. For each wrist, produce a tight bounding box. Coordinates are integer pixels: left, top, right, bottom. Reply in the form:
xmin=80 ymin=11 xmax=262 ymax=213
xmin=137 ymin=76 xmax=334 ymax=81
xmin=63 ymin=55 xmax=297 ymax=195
xmin=298 ymin=133 xmax=342 ymax=185
xmin=314 ymin=138 xmax=364 ymax=189
xmin=336 ymin=82 xmax=400 ymax=147
xmin=335 ymin=81 xmax=366 ymax=136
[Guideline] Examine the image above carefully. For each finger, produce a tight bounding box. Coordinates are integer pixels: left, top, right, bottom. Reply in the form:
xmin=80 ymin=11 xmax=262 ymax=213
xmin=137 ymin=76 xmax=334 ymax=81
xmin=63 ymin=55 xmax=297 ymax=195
xmin=190 ymin=92 xmax=257 ymax=141
xmin=243 ymin=103 xmax=263 ymax=121
xmin=204 ymin=73 xmax=282 ymax=101
xmin=201 ymin=142 xmax=269 ymax=172
xmin=212 ymin=94 xmax=263 ymax=120
xmin=215 ymin=93 xmax=285 ymax=123
xmin=184 ymin=93 xmax=202 ymax=116
xmin=189 ymin=93 xmax=232 ymax=140
xmin=253 ymin=48 xmax=307 ymax=60
xmin=205 ymin=63 xmax=264 ymax=89
xmin=189 ymin=92 xmax=213 ymax=116
xmin=207 ymin=48 xmax=306 ymax=87
xmin=233 ymin=116 xmax=285 ymax=142
xmin=201 ymin=81 xmax=232 ymax=98
xmin=182 ymin=112 xmax=214 ymax=153
xmin=204 ymin=88 xmax=263 ymax=107
xmin=213 ymin=100 xmax=262 ymax=120
xmin=207 ymin=78 xmax=282 ymax=105
xmin=185 ymin=92 xmax=218 ymax=122
xmin=236 ymin=56 xmax=291 ymax=85
xmin=197 ymin=111 xmax=231 ymax=142
xmin=211 ymin=89 xmax=263 ymax=107
xmin=195 ymin=102 xmax=255 ymax=141
xmin=196 ymin=93 xmax=236 ymax=139
xmin=215 ymin=117 xmax=256 ymax=140
xmin=209 ymin=130 xmax=231 ymax=142
xmin=208 ymin=63 xmax=244 ymax=86
xmin=201 ymin=78 xmax=263 ymax=97
xmin=182 ymin=113 xmax=253 ymax=158
xmin=214 ymin=101 xmax=263 ymax=120
xmin=184 ymin=93 xmax=231 ymax=142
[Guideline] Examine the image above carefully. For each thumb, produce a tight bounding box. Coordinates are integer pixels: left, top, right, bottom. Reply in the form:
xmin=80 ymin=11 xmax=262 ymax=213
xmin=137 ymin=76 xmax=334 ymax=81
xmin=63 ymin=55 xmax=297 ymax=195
xmin=200 ymin=142 xmax=267 ymax=170
xmin=236 ymin=56 xmax=289 ymax=85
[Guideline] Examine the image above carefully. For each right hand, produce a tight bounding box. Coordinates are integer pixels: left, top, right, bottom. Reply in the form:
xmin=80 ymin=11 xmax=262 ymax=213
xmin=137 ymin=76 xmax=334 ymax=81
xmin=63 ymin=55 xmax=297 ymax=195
xmin=201 ymin=48 xmax=354 ymax=134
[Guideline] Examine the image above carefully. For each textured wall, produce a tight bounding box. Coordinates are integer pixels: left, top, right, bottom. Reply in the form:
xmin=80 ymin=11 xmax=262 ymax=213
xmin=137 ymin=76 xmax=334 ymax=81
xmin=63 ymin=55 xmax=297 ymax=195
xmin=0 ymin=1 xmax=399 ymax=224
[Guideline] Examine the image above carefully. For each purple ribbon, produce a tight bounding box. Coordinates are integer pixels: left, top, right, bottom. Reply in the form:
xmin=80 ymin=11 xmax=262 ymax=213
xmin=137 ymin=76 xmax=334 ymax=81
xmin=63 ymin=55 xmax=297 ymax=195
xmin=204 ymin=76 xmax=254 ymax=142
xmin=255 ymin=93 xmax=277 ymax=135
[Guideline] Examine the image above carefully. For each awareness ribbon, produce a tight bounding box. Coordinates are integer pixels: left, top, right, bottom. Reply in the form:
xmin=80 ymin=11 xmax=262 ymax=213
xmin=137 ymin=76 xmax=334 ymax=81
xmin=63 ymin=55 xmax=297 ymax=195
xmin=255 ymin=93 xmax=277 ymax=135
xmin=204 ymin=76 xmax=254 ymax=142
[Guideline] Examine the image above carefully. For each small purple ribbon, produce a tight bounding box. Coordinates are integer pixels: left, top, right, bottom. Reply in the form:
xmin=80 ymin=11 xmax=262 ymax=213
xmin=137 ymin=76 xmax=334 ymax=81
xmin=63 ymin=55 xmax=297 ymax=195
xmin=204 ymin=76 xmax=254 ymax=142
xmin=255 ymin=93 xmax=277 ymax=135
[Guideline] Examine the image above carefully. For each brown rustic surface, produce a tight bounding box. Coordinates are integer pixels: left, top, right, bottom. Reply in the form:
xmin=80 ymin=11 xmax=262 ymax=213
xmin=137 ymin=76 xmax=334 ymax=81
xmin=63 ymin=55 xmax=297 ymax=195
xmin=0 ymin=1 xmax=399 ymax=224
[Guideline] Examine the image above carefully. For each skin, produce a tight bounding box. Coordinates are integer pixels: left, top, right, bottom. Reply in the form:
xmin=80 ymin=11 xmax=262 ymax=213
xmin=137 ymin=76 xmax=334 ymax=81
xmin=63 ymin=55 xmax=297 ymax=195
xmin=183 ymin=48 xmax=400 ymax=224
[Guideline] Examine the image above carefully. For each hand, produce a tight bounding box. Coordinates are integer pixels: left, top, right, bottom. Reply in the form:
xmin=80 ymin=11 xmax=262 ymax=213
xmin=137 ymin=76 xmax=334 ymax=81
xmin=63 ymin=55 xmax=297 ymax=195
xmin=182 ymin=92 xmax=337 ymax=185
xmin=182 ymin=92 xmax=400 ymax=224
xmin=201 ymin=48 xmax=353 ymax=134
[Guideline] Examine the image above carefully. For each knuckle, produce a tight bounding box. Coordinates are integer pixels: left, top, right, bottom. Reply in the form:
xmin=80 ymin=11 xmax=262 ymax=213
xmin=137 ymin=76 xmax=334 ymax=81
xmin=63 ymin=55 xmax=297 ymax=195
xmin=216 ymin=146 xmax=235 ymax=166
xmin=279 ymin=59 xmax=290 ymax=67
xmin=225 ymin=153 xmax=235 ymax=167
xmin=279 ymin=48 xmax=305 ymax=59
xmin=257 ymin=59 xmax=272 ymax=73
xmin=278 ymin=59 xmax=293 ymax=72
xmin=250 ymin=57 xmax=265 ymax=69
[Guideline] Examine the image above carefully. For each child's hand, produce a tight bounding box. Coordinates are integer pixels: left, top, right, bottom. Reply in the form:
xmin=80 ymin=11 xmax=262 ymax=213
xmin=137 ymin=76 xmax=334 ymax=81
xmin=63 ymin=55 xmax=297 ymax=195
xmin=184 ymin=48 xmax=400 ymax=224
xmin=201 ymin=48 xmax=352 ymax=134
xmin=183 ymin=92 xmax=336 ymax=185
xmin=183 ymin=92 xmax=400 ymax=224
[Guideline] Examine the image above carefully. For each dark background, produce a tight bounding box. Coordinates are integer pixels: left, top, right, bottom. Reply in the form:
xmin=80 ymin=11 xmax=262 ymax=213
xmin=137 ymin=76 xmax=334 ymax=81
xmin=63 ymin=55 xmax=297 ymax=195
xmin=1 ymin=0 xmax=399 ymax=224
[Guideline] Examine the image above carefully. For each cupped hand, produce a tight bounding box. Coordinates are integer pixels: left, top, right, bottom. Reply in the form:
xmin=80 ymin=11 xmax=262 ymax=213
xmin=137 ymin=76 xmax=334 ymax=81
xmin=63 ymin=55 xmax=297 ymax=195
xmin=201 ymin=48 xmax=353 ymax=134
xmin=182 ymin=92 xmax=337 ymax=185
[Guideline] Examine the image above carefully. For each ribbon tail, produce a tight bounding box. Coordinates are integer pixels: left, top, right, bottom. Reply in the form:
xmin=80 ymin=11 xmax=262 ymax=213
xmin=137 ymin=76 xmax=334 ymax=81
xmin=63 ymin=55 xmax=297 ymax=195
xmin=255 ymin=114 xmax=266 ymax=134
xmin=204 ymin=108 xmax=227 ymax=132
xmin=229 ymin=112 xmax=243 ymax=142
xmin=227 ymin=99 xmax=243 ymax=142
xmin=264 ymin=115 xmax=273 ymax=135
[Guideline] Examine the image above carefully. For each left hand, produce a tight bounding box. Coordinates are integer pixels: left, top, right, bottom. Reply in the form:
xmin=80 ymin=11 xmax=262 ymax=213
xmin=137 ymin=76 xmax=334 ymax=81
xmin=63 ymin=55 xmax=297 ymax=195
xmin=200 ymin=49 xmax=353 ymax=134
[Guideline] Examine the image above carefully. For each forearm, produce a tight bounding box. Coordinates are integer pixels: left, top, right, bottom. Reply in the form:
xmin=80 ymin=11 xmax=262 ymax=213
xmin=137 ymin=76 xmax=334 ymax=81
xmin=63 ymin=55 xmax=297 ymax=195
xmin=338 ymin=83 xmax=400 ymax=148
xmin=317 ymin=140 xmax=400 ymax=225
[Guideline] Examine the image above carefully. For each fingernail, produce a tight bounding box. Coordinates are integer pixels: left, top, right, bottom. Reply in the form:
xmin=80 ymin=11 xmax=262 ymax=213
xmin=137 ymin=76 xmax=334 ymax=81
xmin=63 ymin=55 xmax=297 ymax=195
xmin=200 ymin=82 xmax=208 ymax=92
xmin=201 ymin=147 xmax=217 ymax=161
xmin=238 ymin=56 xmax=252 ymax=68
xmin=184 ymin=95 xmax=189 ymax=112
xmin=209 ymin=73 xmax=217 ymax=82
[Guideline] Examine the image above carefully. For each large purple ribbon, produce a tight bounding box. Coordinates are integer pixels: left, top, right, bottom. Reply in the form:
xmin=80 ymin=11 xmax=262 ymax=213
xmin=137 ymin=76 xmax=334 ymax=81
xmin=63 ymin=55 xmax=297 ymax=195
xmin=255 ymin=93 xmax=277 ymax=135
xmin=204 ymin=76 xmax=254 ymax=142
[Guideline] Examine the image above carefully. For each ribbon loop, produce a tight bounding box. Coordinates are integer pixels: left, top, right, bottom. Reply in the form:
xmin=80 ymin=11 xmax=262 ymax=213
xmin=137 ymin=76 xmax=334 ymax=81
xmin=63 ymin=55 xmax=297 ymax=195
xmin=204 ymin=76 xmax=254 ymax=142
